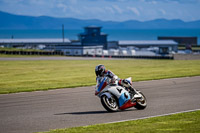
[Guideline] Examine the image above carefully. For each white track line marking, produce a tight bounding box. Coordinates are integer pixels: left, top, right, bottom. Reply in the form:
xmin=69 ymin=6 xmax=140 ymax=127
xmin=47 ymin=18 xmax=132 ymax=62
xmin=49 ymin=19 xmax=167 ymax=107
xmin=105 ymin=108 xmax=200 ymax=125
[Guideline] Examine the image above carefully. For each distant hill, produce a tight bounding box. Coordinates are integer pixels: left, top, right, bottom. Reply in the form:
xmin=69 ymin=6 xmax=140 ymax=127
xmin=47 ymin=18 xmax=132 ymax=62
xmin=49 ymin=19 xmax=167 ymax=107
xmin=0 ymin=11 xmax=200 ymax=29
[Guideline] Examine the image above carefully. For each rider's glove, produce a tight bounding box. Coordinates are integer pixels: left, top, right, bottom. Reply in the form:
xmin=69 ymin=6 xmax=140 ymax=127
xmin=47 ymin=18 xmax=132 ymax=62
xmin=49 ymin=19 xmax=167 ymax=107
xmin=122 ymin=79 xmax=131 ymax=88
xmin=122 ymin=79 xmax=129 ymax=84
xmin=106 ymin=78 xmax=111 ymax=84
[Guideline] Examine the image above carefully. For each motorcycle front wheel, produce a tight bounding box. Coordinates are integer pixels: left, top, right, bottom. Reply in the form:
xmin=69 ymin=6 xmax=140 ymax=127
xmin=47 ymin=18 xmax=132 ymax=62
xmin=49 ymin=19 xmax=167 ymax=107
xmin=101 ymin=95 xmax=119 ymax=112
xmin=134 ymin=91 xmax=147 ymax=110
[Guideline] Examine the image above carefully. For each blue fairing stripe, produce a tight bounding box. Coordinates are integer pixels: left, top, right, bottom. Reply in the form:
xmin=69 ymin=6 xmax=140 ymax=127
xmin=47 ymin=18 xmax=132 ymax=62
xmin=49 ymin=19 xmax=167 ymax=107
xmin=118 ymin=92 xmax=131 ymax=107
xmin=98 ymin=78 xmax=106 ymax=92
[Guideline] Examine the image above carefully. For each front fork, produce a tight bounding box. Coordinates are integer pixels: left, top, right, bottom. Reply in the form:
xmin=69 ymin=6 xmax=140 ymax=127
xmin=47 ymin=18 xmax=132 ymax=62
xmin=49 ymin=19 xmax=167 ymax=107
xmin=126 ymin=85 xmax=139 ymax=99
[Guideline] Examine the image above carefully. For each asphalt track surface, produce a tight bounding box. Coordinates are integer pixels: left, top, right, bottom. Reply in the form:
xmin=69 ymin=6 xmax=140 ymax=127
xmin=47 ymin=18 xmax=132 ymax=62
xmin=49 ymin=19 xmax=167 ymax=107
xmin=0 ymin=76 xmax=200 ymax=133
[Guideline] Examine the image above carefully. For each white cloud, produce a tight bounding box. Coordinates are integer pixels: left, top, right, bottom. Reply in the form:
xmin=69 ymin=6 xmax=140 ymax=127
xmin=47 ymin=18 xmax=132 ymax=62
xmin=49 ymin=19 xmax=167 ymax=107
xmin=127 ymin=7 xmax=140 ymax=16
xmin=0 ymin=0 xmax=200 ymax=21
xmin=151 ymin=1 xmax=157 ymax=4
xmin=29 ymin=0 xmax=46 ymax=5
xmin=104 ymin=6 xmax=115 ymax=14
xmin=69 ymin=6 xmax=82 ymax=14
xmin=143 ymin=0 xmax=157 ymax=4
xmin=57 ymin=3 xmax=68 ymax=12
xmin=159 ymin=9 xmax=166 ymax=15
xmin=143 ymin=0 xmax=200 ymax=4
xmin=68 ymin=0 xmax=77 ymax=4
xmin=112 ymin=5 xmax=123 ymax=14
xmin=1 ymin=0 xmax=24 ymax=4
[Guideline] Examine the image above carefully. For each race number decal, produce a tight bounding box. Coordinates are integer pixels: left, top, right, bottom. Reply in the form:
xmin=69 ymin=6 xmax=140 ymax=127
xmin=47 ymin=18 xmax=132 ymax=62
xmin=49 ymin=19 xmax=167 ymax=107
xmin=117 ymin=88 xmax=122 ymax=93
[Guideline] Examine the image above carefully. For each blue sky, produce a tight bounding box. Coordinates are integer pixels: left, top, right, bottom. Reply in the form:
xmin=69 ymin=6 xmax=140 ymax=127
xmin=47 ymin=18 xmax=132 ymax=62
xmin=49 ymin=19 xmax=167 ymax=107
xmin=0 ymin=0 xmax=200 ymax=22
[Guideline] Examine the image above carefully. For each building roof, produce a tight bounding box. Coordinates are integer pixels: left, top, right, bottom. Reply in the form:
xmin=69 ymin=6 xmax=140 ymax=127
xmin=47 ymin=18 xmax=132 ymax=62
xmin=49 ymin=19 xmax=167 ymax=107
xmin=118 ymin=40 xmax=178 ymax=46
xmin=46 ymin=45 xmax=103 ymax=49
xmin=158 ymin=36 xmax=197 ymax=39
xmin=84 ymin=26 xmax=102 ymax=29
xmin=79 ymin=33 xmax=107 ymax=36
xmin=0 ymin=38 xmax=71 ymax=43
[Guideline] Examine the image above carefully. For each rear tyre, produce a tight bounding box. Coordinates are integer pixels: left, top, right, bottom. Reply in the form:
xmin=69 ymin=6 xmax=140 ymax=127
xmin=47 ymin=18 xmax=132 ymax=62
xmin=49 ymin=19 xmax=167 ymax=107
xmin=101 ymin=95 xmax=119 ymax=112
xmin=134 ymin=92 xmax=147 ymax=110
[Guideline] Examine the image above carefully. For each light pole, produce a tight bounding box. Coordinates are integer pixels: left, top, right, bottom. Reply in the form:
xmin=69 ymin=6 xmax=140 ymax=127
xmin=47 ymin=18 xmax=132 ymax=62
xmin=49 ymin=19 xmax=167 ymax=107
xmin=62 ymin=24 xmax=65 ymax=43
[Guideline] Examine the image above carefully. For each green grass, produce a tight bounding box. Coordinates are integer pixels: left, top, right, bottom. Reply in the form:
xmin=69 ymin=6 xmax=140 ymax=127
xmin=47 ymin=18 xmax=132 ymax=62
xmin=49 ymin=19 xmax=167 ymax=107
xmin=38 ymin=110 xmax=200 ymax=133
xmin=0 ymin=60 xmax=200 ymax=94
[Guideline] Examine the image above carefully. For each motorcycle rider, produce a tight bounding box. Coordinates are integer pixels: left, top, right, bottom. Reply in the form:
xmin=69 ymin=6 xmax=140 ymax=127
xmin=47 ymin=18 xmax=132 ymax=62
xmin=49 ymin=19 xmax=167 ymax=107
xmin=95 ymin=64 xmax=141 ymax=99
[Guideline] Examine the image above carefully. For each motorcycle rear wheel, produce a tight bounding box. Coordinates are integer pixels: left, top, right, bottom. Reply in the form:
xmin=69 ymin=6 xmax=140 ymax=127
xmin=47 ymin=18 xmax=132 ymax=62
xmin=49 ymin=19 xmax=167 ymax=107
xmin=134 ymin=92 xmax=147 ymax=110
xmin=101 ymin=95 xmax=119 ymax=112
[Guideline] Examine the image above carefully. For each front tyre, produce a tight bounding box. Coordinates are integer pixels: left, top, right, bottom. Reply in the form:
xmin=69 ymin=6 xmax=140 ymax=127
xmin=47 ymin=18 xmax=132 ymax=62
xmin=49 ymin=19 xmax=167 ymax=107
xmin=101 ymin=95 xmax=119 ymax=112
xmin=134 ymin=92 xmax=147 ymax=110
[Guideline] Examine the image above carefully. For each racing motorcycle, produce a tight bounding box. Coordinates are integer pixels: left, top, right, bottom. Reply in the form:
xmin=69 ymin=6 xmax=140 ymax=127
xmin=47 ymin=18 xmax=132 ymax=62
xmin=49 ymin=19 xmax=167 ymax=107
xmin=95 ymin=77 xmax=147 ymax=112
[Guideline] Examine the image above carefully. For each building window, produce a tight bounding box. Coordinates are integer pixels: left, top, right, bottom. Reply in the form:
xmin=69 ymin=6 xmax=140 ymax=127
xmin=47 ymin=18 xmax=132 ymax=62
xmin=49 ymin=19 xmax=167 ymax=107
xmin=92 ymin=33 xmax=97 ymax=37
xmin=159 ymin=47 xmax=169 ymax=54
xmin=65 ymin=51 xmax=71 ymax=55
xmin=75 ymin=51 xmax=79 ymax=54
xmin=93 ymin=29 xmax=97 ymax=33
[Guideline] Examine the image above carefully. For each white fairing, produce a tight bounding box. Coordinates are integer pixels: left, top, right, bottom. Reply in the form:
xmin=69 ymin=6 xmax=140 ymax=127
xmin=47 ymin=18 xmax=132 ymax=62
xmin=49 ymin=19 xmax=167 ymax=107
xmin=98 ymin=85 xmax=128 ymax=99
xmin=98 ymin=83 xmax=131 ymax=108
xmin=96 ymin=76 xmax=129 ymax=98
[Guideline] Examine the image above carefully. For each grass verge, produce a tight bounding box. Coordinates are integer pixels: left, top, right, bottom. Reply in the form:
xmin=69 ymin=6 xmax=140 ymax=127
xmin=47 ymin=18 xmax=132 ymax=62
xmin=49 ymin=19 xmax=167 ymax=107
xmin=0 ymin=60 xmax=200 ymax=94
xmin=38 ymin=110 xmax=200 ymax=133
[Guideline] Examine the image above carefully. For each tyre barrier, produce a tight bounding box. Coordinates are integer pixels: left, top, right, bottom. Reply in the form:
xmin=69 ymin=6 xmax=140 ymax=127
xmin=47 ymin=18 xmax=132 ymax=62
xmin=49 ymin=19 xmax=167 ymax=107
xmin=0 ymin=50 xmax=64 ymax=56
xmin=0 ymin=50 xmax=173 ymax=59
